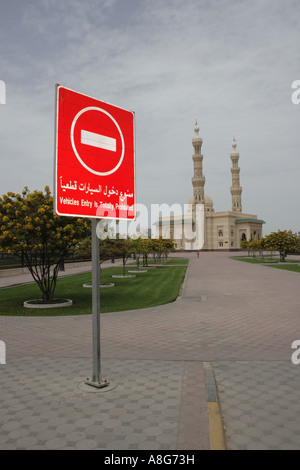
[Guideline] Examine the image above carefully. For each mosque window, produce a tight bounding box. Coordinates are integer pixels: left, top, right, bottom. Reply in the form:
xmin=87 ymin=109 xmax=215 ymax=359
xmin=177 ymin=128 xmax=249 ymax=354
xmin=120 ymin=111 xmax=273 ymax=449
xmin=218 ymin=230 xmax=223 ymax=237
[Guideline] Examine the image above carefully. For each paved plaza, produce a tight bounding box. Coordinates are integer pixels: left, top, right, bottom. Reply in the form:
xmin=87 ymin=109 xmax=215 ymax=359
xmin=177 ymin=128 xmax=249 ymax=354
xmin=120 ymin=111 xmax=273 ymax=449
xmin=0 ymin=252 xmax=300 ymax=450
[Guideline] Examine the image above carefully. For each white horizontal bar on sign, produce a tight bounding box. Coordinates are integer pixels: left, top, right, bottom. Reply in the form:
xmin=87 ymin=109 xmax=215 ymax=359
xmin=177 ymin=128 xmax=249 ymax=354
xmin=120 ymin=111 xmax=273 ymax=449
xmin=81 ymin=129 xmax=116 ymax=152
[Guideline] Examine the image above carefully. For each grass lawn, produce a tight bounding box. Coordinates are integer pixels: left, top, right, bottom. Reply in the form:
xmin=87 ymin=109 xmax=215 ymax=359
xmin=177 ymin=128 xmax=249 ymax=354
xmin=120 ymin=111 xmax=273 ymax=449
xmin=151 ymin=257 xmax=189 ymax=265
xmin=264 ymin=264 xmax=300 ymax=273
xmin=0 ymin=264 xmax=187 ymax=316
xmin=231 ymin=256 xmax=300 ymax=273
xmin=231 ymin=256 xmax=278 ymax=264
xmin=129 ymin=257 xmax=189 ymax=266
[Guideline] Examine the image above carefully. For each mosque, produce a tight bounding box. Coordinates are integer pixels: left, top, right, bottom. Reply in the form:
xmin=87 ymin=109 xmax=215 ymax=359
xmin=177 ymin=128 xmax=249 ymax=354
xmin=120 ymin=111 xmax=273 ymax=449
xmin=155 ymin=122 xmax=265 ymax=250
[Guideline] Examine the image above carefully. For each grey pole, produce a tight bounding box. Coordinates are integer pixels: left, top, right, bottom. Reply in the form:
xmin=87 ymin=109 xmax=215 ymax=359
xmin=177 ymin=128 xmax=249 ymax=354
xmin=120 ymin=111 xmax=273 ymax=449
xmin=85 ymin=218 xmax=109 ymax=389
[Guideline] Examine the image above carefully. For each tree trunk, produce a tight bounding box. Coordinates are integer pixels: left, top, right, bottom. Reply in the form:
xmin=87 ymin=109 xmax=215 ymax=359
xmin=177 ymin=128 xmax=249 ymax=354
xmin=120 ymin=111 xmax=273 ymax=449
xmin=123 ymin=255 xmax=126 ymax=276
xmin=280 ymin=251 xmax=286 ymax=262
xmin=23 ymin=250 xmax=62 ymax=303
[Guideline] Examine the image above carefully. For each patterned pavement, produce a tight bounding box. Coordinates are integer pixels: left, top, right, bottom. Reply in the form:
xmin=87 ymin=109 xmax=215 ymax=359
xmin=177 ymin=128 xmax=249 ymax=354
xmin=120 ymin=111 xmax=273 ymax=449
xmin=0 ymin=251 xmax=300 ymax=450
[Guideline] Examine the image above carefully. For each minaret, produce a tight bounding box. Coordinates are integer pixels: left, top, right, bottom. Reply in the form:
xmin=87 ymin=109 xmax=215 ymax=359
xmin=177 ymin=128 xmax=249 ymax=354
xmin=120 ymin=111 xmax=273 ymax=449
xmin=192 ymin=122 xmax=205 ymax=205
xmin=230 ymin=137 xmax=242 ymax=212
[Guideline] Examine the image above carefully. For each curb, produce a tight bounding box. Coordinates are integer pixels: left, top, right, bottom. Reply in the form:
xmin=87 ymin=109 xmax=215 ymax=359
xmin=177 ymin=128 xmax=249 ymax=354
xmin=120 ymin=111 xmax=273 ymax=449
xmin=204 ymin=362 xmax=226 ymax=450
xmin=176 ymin=261 xmax=189 ymax=300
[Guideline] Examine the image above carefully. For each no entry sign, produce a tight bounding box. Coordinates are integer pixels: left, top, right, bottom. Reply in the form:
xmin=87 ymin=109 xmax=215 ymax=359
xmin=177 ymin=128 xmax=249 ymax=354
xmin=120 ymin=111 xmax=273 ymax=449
xmin=54 ymin=84 xmax=135 ymax=219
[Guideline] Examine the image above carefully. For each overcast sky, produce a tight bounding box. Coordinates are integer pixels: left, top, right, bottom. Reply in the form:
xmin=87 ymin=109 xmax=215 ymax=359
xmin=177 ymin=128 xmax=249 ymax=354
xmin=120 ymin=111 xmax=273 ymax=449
xmin=0 ymin=0 xmax=299 ymax=235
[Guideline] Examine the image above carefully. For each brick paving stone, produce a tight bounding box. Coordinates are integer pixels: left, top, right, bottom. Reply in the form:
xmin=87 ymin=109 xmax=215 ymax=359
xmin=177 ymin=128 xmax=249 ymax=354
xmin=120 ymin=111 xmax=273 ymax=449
xmin=1 ymin=252 xmax=300 ymax=450
xmin=214 ymin=360 xmax=300 ymax=450
xmin=75 ymin=439 xmax=98 ymax=450
xmin=14 ymin=436 xmax=39 ymax=448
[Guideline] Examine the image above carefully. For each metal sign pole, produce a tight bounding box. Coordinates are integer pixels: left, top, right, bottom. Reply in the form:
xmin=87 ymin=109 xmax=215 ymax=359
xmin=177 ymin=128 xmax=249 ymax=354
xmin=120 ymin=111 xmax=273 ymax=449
xmin=85 ymin=218 xmax=109 ymax=389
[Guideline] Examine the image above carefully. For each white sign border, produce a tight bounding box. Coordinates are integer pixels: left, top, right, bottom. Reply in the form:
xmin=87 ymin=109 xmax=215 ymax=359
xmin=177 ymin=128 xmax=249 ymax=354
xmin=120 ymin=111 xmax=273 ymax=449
xmin=54 ymin=84 xmax=136 ymax=220
xmin=70 ymin=106 xmax=125 ymax=176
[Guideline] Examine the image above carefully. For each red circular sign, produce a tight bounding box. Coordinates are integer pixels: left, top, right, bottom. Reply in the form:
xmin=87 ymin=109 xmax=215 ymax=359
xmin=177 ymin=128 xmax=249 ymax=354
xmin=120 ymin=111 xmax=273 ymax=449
xmin=71 ymin=106 xmax=125 ymax=176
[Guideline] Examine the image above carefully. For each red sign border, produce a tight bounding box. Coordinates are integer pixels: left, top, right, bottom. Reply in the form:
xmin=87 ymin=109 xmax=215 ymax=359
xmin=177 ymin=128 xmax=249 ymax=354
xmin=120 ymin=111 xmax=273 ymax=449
xmin=53 ymin=84 xmax=136 ymax=220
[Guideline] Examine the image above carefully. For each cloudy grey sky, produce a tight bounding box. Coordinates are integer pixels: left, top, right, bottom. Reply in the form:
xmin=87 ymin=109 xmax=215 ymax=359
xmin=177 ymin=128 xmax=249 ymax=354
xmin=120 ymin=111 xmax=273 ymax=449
xmin=0 ymin=0 xmax=299 ymax=235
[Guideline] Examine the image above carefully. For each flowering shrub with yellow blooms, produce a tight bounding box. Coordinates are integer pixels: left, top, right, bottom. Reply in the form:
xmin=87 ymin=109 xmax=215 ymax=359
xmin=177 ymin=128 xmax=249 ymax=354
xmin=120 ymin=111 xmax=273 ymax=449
xmin=264 ymin=230 xmax=300 ymax=262
xmin=0 ymin=186 xmax=90 ymax=302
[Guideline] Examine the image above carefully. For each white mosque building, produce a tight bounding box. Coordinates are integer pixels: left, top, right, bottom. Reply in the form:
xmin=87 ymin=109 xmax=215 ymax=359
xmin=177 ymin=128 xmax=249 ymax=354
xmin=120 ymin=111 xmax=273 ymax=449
xmin=156 ymin=122 xmax=265 ymax=250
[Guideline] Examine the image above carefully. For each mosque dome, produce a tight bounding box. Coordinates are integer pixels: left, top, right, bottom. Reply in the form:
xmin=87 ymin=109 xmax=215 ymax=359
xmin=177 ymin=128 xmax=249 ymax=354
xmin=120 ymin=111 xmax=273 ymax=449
xmin=187 ymin=195 xmax=214 ymax=208
xmin=204 ymin=194 xmax=213 ymax=208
